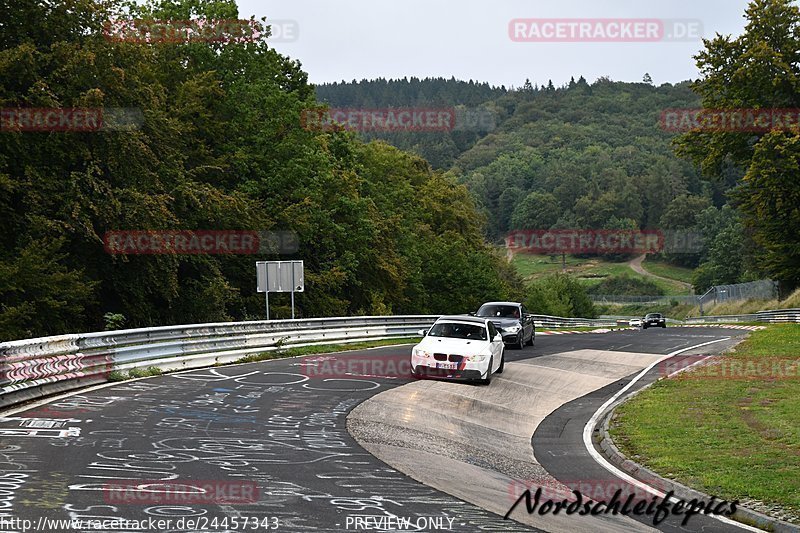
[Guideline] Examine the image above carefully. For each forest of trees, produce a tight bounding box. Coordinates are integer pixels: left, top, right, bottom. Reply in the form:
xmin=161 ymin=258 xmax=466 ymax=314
xmin=318 ymin=0 xmax=800 ymax=297
xmin=318 ymin=78 xmax=727 ymax=242
xmin=3 ymin=0 xmax=797 ymax=341
xmin=316 ymin=78 xmax=506 ymax=170
xmin=318 ymin=77 xmax=753 ymax=290
xmin=0 ymin=0 xmax=520 ymax=341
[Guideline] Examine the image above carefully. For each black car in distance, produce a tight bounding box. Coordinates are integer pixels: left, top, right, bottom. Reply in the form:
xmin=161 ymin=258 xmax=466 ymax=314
xmin=643 ymin=313 xmax=667 ymax=329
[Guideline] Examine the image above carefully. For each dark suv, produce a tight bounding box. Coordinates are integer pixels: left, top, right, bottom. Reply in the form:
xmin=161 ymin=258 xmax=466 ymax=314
xmin=472 ymin=301 xmax=535 ymax=349
xmin=643 ymin=313 xmax=666 ymax=329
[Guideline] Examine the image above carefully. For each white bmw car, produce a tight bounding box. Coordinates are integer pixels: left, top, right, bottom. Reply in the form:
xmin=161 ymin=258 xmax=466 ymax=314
xmin=411 ymin=316 xmax=504 ymax=384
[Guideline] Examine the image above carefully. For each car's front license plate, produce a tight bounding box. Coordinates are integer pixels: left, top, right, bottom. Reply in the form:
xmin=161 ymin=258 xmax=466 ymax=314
xmin=436 ymin=363 xmax=457 ymax=370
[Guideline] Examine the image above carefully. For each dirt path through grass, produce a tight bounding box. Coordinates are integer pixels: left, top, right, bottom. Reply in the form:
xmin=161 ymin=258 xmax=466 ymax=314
xmin=629 ymin=253 xmax=693 ymax=291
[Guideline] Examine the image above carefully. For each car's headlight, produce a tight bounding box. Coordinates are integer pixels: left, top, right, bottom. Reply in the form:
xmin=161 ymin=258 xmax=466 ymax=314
xmin=506 ymin=324 xmax=521 ymax=333
xmin=414 ymin=349 xmax=431 ymax=358
xmin=468 ymin=354 xmax=488 ymax=362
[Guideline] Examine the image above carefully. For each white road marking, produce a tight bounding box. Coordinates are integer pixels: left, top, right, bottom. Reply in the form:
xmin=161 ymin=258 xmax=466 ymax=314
xmin=582 ymin=337 xmax=764 ymax=532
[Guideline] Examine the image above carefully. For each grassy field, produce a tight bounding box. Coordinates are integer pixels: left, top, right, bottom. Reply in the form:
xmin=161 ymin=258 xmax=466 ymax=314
xmin=641 ymin=258 xmax=695 ymax=284
xmin=511 ymin=254 xmax=693 ymax=296
xmin=609 ymin=325 xmax=800 ymax=523
xmin=510 ymin=254 xmax=585 ymax=278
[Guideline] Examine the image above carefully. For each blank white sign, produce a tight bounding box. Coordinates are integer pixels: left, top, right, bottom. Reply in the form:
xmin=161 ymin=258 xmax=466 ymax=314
xmin=256 ymin=260 xmax=304 ymax=293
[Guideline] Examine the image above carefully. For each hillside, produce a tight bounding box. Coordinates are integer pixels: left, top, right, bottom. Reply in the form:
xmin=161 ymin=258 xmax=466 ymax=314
xmin=316 ymin=77 xmax=507 ymax=169
xmin=315 ymin=77 xmax=761 ymax=296
xmin=315 ymin=77 xmax=729 ymax=241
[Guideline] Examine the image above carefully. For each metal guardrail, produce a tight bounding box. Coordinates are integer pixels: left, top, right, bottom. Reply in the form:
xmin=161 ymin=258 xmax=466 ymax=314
xmin=756 ymin=308 xmax=800 ymax=323
xmin=683 ymin=308 xmax=800 ymax=324
xmin=0 ymin=312 xmax=629 ymax=409
xmin=0 ymin=316 xmax=438 ymax=409
xmin=600 ymin=314 xmax=682 ymax=325
xmin=2 ymin=308 xmax=794 ymax=411
xmin=531 ymin=315 xmax=621 ymax=328
xmin=682 ymin=314 xmax=760 ymax=324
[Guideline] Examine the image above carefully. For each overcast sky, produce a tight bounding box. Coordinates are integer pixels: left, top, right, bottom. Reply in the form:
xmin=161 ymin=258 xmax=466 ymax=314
xmin=236 ymin=0 xmax=757 ymax=88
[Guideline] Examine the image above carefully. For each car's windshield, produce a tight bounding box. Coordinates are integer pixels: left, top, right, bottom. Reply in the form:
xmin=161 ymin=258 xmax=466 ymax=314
xmin=476 ymin=305 xmax=520 ymax=318
xmin=646 ymin=314 xmax=662 ymax=318
xmin=428 ymin=322 xmax=487 ymax=340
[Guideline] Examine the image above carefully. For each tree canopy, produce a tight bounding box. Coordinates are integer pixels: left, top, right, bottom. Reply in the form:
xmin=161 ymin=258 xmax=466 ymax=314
xmin=0 ymin=0 xmax=520 ymax=340
xmin=676 ymin=0 xmax=800 ymax=291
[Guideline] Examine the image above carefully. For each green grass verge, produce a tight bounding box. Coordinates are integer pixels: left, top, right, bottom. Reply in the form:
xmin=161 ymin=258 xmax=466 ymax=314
xmin=609 ymin=324 xmax=800 ymax=522
xmin=105 ymin=338 xmax=421 ymax=382
xmin=233 ymin=337 xmax=421 ymax=364
xmin=108 ymin=366 xmax=163 ymax=382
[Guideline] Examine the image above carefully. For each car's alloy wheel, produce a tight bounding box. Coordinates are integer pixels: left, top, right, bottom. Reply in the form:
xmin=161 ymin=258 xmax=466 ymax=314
xmin=527 ymin=330 xmax=535 ymax=346
xmin=517 ymin=334 xmax=524 ymax=350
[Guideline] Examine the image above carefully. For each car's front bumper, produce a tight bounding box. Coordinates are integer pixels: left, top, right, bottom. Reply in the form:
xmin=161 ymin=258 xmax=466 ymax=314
xmin=411 ymin=354 xmax=489 ymax=380
xmin=501 ymin=331 xmax=523 ymax=344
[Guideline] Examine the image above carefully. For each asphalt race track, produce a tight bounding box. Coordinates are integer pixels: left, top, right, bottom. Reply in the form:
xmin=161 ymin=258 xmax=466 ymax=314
xmin=0 ymin=327 xmax=759 ymax=533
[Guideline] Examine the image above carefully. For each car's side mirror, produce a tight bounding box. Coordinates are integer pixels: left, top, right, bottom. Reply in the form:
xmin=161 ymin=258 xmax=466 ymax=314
xmin=418 ymin=329 xmax=428 ymax=337
xmin=468 ymin=311 xmax=477 ymax=316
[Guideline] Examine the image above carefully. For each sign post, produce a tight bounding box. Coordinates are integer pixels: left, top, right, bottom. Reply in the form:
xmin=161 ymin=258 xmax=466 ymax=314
xmin=256 ymin=261 xmax=305 ymax=320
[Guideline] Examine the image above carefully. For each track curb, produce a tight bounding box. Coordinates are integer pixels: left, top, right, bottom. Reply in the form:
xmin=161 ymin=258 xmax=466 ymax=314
xmin=594 ymin=370 xmax=800 ymax=532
